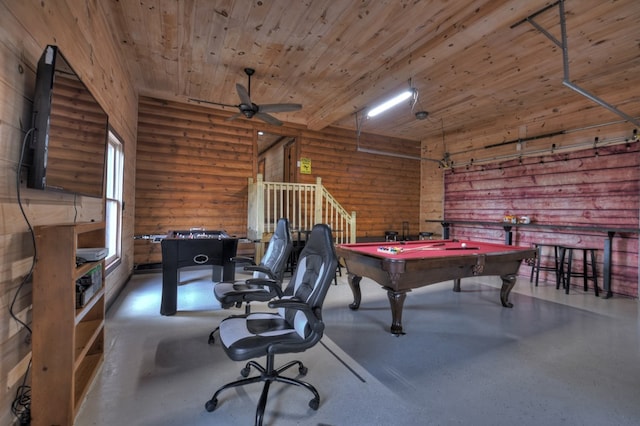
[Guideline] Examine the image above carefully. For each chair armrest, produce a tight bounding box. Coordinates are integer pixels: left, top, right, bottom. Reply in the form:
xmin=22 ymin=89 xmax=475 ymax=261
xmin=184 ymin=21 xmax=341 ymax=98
xmin=268 ymin=298 xmax=324 ymax=333
xmin=268 ymin=298 xmax=308 ymax=311
xmin=232 ymin=256 xmax=256 ymax=265
xmin=244 ymin=265 xmax=276 ymax=280
xmin=245 ymin=278 xmax=284 ymax=297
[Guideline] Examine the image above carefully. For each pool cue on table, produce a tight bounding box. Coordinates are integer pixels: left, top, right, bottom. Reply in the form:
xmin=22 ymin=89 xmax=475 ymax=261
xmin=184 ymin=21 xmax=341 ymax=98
xmin=398 ymin=242 xmax=447 ymax=252
xmin=395 ymin=243 xmax=479 ymax=253
xmin=402 ymin=246 xmax=480 ymax=252
xmin=378 ymin=244 xmax=444 ymax=254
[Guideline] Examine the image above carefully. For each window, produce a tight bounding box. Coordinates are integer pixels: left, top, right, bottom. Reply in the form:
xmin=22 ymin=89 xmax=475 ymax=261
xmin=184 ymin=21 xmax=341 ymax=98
xmin=105 ymin=130 xmax=124 ymax=271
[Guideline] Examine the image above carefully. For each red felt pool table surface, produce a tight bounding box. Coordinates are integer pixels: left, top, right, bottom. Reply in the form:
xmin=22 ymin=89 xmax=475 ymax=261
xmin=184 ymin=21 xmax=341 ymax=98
xmin=339 ymin=239 xmax=526 ymax=259
xmin=335 ymin=239 xmax=536 ymax=335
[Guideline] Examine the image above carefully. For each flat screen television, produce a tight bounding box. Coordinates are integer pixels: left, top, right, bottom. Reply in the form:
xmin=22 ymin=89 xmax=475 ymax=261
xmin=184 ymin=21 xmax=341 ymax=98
xmin=26 ymin=45 xmax=108 ymax=198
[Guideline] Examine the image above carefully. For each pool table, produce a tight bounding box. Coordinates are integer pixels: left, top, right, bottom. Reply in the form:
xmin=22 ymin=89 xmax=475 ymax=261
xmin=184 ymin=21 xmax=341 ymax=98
xmin=335 ymin=239 xmax=536 ymax=335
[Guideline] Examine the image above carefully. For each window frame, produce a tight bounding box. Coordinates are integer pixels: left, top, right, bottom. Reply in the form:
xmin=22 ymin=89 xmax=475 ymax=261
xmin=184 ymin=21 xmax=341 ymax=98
xmin=105 ymin=129 xmax=124 ymax=274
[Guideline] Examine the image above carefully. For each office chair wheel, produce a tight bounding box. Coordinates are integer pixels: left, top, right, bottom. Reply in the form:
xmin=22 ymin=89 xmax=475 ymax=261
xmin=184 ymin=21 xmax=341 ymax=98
xmin=240 ymin=366 xmax=251 ymax=377
xmin=205 ymin=398 xmax=218 ymax=412
xmin=309 ymin=397 xmax=319 ymax=410
xmin=299 ymin=365 xmax=308 ymax=375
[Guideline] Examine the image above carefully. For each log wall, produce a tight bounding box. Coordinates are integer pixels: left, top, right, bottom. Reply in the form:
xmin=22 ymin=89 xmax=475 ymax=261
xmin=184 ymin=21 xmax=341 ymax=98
xmin=134 ymin=97 xmax=255 ymax=265
xmin=134 ymin=97 xmax=422 ymax=264
xmin=443 ymin=142 xmax=640 ymax=297
xmin=296 ymin=127 xmax=422 ymax=239
xmin=0 ymin=1 xmax=138 ymax=425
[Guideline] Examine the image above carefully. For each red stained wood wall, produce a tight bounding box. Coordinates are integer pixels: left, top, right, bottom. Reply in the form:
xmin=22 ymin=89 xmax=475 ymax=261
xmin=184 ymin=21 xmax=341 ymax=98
xmin=443 ymin=142 xmax=640 ymax=297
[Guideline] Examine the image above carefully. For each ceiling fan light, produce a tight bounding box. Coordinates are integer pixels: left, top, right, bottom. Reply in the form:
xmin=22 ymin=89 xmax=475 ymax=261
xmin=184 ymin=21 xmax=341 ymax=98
xmin=415 ymin=110 xmax=429 ymax=120
xmin=367 ymin=89 xmax=415 ymax=118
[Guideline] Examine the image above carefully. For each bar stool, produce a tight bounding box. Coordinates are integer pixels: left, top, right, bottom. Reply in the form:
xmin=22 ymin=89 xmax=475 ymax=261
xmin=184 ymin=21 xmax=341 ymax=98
xmin=385 ymin=231 xmax=398 ymax=241
xmin=418 ymin=232 xmax=434 ymax=240
xmin=558 ymin=246 xmax=599 ymax=296
xmin=529 ymin=243 xmax=561 ymax=287
xmin=401 ymin=221 xmax=409 ymax=241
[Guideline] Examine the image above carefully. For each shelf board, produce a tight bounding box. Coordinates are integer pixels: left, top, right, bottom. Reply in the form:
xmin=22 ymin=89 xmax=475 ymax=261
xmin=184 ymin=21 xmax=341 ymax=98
xmin=74 ymin=351 xmax=104 ymax=409
xmin=74 ymin=319 xmax=104 ymax=366
xmin=74 ymin=260 xmax=103 ymax=280
xmin=75 ymin=286 xmax=105 ymax=325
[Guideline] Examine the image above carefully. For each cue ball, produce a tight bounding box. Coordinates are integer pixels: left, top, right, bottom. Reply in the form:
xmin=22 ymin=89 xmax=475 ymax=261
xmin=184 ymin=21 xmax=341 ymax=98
xmin=461 ymin=243 xmax=467 ymax=248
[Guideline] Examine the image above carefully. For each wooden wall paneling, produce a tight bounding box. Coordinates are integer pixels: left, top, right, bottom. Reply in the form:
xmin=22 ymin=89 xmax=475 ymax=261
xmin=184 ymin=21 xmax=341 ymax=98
xmin=296 ymin=126 xmax=421 ymax=239
xmin=135 ymin=97 xmax=423 ymax=266
xmin=134 ymin=97 xmax=256 ymax=265
xmin=0 ymin=22 xmax=86 ymax=426
xmin=443 ymin=142 xmax=639 ymax=297
xmin=441 ymin=115 xmax=634 ymax=168
xmin=1 ymin=2 xmax=139 ymax=424
xmin=0 ymin=29 xmax=36 ymax=202
xmin=446 ymin=144 xmax=640 ymax=227
xmin=0 ymin=230 xmax=33 ymax=385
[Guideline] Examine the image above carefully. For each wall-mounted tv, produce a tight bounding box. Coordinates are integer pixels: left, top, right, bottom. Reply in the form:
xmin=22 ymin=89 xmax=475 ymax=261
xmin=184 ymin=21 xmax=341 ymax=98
xmin=26 ymin=45 xmax=108 ymax=198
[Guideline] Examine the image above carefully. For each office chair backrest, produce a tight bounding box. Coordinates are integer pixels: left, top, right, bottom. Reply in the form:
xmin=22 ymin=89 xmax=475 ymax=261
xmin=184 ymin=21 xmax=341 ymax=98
xmin=255 ymin=218 xmax=292 ymax=281
xmin=280 ymin=224 xmax=337 ymax=339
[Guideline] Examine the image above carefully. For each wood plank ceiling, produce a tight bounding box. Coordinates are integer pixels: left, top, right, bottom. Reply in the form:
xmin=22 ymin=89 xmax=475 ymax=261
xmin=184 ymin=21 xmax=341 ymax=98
xmin=102 ymin=0 xmax=640 ymax=153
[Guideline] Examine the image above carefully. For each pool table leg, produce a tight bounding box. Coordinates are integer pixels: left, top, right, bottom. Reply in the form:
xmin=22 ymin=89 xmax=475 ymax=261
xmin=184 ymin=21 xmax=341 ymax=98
xmin=452 ymin=278 xmax=461 ymax=292
xmin=347 ymin=273 xmax=362 ymax=310
xmin=346 ymin=274 xmax=407 ymax=335
xmin=499 ymin=273 xmax=517 ymax=308
xmin=386 ymin=289 xmax=407 ymax=336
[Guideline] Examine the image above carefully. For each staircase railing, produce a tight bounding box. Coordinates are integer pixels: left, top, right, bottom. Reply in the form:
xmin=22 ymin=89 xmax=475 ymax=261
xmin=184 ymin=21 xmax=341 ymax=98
xmin=247 ymin=174 xmax=356 ymax=244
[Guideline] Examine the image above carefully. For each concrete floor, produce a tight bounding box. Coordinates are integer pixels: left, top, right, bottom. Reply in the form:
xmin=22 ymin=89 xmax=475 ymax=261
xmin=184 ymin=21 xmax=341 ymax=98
xmin=75 ymin=267 xmax=640 ymax=426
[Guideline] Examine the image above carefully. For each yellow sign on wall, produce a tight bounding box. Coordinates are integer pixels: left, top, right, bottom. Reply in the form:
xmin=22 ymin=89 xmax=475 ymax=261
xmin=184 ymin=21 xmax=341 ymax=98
xmin=300 ymin=157 xmax=311 ymax=174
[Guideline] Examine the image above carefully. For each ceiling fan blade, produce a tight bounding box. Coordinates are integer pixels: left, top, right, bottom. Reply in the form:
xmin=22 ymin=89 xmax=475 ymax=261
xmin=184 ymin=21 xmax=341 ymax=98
xmin=188 ymin=98 xmax=237 ymax=108
xmin=225 ymin=112 xmax=243 ymax=122
xmin=255 ymin=112 xmax=283 ymax=126
xmin=258 ymin=103 xmax=303 ymax=113
xmin=235 ymin=83 xmax=252 ymax=106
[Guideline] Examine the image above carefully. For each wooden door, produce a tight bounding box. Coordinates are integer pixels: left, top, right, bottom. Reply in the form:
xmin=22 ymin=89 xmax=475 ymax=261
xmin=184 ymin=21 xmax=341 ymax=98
xmin=283 ymin=138 xmax=297 ymax=183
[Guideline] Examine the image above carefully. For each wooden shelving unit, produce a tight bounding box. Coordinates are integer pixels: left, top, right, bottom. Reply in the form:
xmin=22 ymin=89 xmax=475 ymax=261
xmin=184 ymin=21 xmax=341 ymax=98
xmin=31 ymin=222 xmax=106 ymax=426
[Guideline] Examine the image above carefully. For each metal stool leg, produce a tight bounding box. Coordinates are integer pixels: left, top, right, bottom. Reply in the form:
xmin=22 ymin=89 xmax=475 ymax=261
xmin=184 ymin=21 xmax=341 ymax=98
xmin=590 ymin=249 xmax=599 ymax=297
xmin=557 ymin=247 xmax=566 ymax=290
xmin=530 ymin=245 xmax=539 ymax=285
xmin=534 ymin=245 xmax=542 ymax=286
xmin=553 ymin=245 xmax=560 ymax=286
xmin=565 ymin=248 xmax=574 ymax=294
xmin=582 ymin=249 xmax=589 ymax=291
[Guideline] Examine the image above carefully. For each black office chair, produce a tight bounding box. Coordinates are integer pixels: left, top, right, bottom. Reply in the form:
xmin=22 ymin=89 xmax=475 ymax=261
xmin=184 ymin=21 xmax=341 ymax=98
xmin=209 ymin=218 xmax=293 ymax=344
xmin=205 ymin=223 xmax=338 ymax=426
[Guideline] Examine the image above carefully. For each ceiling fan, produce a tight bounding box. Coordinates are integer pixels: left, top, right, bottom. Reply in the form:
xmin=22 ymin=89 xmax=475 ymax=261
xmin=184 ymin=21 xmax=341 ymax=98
xmin=189 ymin=68 xmax=302 ymax=126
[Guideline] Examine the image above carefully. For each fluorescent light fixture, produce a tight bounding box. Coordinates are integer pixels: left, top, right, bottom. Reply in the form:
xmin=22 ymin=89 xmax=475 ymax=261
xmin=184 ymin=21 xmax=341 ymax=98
xmin=367 ymin=89 xmax=415 ymax=118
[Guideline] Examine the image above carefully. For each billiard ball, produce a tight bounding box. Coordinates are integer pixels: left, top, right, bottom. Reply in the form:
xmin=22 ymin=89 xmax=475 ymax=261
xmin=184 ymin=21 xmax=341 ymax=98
xmin=461 ymin=243 xmax=467 ymax=248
